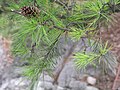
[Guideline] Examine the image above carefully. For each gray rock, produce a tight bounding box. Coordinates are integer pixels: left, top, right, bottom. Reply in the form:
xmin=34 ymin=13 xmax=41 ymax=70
xmin=0 ymin=77 xmax=30 ymax=90
xmin=57 ymin=86 xmax=65 ymax=90
xmin=37 ymin=81 xmax=54 ymax=90
xmin=69 ymin=79 xmax=87 ymax=90
xmin=118 ymin=87 xmax=120 ymax=90
xmin=39 ymin=74 xmax=54 ymax=82
xmin=0 ymin=37 xmax=117 ymax=90
xmin=87 ymin=76 xmax=96 ymax=85
xmin=57 ymin=61 xmax=78 ymax=87
xmin=36 ymin=87 xmax=44 ymax=90
xmin=86 ymin=86 xmax=99 ymax=90
xmin=0 ymin=82 xmax=9 ymax=90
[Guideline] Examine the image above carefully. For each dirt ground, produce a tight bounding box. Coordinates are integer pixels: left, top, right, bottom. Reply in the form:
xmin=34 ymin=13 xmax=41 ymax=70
xmin=96 ymin=13 xmax=120 ymax=90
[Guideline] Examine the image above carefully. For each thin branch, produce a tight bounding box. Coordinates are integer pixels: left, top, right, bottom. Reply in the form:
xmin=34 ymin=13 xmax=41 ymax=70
xmin=41 ymin=19 xmax=71 ymax=31
xmin=33 ymin=0 xmax=37 ymax=6
xmin=41 ymin=19 xmax=55 ymax=25
xmin=55 ymin=0 xmax=75 ymax=11
xmin=11 ymin=9 xmax=22 ymax=15
xmin=55 ymin=0 xmax=68 ymax=10
xmin=44 ymin=33 xmax=61 ymax=59
xmin=52 ymin=25 xmax=70 ymax=31
xmin=30 ymin=43 xmax=36 ymax=54
xmin=81 ymin=38 xmax=87 ymax=52
xmin=112 ymin=64 xmax=120 ymax=90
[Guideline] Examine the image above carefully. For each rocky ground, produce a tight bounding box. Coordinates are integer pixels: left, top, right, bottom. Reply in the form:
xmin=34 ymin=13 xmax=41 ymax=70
xmin=0 ymin=35 xmax=119 ymax=90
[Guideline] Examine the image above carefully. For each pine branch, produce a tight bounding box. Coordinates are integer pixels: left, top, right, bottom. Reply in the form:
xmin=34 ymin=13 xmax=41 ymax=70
xmin=41 ymin=19 xmax=71 ymax=31
xmin=54 ymin=0 xmax=68 ymax=10
xmin=52 ymin=25 xmax=70 ymax=31
xmin=1 ymin=0 xmax=120 ymax=89
xmin=44 ymin=33 xmax=61 ymax=59
xmin=33 ymin=0 xmax=37 ymax=6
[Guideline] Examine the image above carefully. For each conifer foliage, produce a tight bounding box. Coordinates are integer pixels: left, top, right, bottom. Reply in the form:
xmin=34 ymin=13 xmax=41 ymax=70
xmin=0 ymin=0 xmax=120 ymax=89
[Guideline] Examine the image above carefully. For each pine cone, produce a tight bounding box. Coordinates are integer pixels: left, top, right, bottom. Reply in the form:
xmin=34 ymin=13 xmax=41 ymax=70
xmin=21 ymin=6 xmax=40 ymax=17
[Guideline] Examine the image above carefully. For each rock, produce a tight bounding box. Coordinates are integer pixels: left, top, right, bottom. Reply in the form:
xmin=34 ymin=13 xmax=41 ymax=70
xmin=37 ymin=81 xmax=54 ymax=90
xmin=57 ymin=61 xmax=78 ymax=87
xmin=0 ymin=46 xmax=4 ymax=54
xmin=86 ymin=86 xmax=99 ymax=90
xmin=0 ymin=36 xmax=13 ymax=71
xmin=69 ymin=79 xmax=87 ymax=90
xmin=87 ymin=76 xmax=96 ymax=85
xmin=0 ymin=36 xmax=117 ymax=90
xmin=118 ymin=87 xmax=120 ymax=90
xmin=0 ymin=77 xmax=29 ymax=90
xmin=36 ymin=87 xmax=44 ymax=90
xmin=39 ymin=74 xmax=54 ymax=82
xmin=57 ymin=86 xmax=65 ymax=90
xmin=0 ymin=82 xmax=9 ymax=90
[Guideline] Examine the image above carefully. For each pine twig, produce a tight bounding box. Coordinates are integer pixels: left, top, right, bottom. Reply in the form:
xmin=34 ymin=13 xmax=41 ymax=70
xmin=112 ymin=64 xmax=120 ymax=90
xmin=55 ymin=0 xmax=68 ymax=10
xmin=44 ymin=33 xmax=61 ymax=59
xmin=33 ymin=0 xmax=37 ymax=6
xmin=52 ymin=25 xmax=70 ymax=31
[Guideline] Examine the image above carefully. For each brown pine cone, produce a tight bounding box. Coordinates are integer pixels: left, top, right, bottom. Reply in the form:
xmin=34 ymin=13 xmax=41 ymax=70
xmin=21 ymin=6 xmax=40 ymax=17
